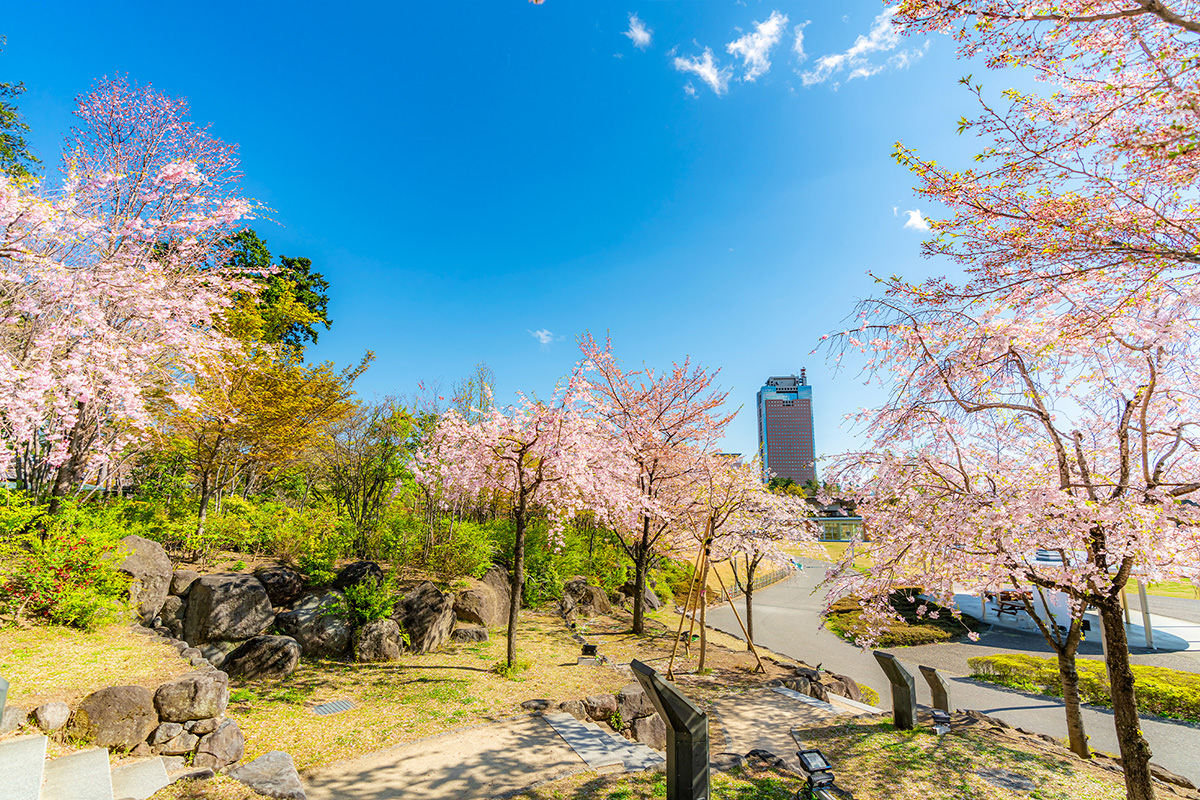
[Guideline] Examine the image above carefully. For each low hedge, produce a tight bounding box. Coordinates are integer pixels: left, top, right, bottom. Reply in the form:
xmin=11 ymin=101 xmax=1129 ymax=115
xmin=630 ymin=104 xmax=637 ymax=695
xmin=969 ymin=653 xmax=1200 ymax=723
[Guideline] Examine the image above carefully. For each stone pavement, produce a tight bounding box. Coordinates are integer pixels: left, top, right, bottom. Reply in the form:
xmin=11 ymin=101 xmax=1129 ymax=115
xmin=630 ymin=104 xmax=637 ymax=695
xmin=304 ymin=715 xmax=593 ymax=800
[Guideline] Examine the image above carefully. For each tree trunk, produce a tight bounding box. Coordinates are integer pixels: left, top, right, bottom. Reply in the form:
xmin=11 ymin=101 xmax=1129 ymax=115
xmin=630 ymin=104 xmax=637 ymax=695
xmin=697 ymin=540 xmax=711 ymax=673
xmin=745 ymin=555 xmax=757 ymax=651
xmin=46 ymin=403 xmax=89 ymax=516
xmin=196 ymin=470 xmax=213 ymax=539
xmin=632 ymin=516 xmax=651 ymax=635
xmin=1056 ymin=648 xmax=1090 ymax=759
xmin=507 ymin=497 xmax=528 ymax=668
xmin=1099 ymin=602 xmax=1155 ymax=800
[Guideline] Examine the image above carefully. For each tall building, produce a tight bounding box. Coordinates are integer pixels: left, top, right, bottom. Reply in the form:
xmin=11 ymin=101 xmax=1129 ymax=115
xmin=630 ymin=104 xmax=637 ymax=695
xmin=756 ymin=371 xmax=816 ymax=484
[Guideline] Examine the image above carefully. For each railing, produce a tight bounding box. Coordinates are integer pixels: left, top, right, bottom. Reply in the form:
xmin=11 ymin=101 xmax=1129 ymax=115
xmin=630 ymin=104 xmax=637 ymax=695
xmin=722 ymin=565 xmax=795 ymax=601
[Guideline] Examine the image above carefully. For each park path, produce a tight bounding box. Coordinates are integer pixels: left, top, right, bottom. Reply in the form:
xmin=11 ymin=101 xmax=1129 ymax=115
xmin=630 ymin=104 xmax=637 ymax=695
xmin=705 ymin=562 xmax=1200 ymax=787
xmin=303 ymin=715 xmax=593 ymax=800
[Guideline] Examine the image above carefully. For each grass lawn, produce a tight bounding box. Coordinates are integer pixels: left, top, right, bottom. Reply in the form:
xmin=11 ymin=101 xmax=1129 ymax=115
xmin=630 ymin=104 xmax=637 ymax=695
xmin=508 ymin=720 xmax=1129 ymax=800
xmin=824 ymin=592 xmax=985 ymax=647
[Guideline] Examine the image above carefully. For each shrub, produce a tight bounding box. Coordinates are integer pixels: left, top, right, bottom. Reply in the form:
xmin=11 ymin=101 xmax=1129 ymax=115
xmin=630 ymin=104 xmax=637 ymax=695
xmin=0 ymin=500 xmax=130 ymax=631
xmin=823 ymin=589 xmax=983 ymax=647
xmin=335 ymin=576 xmax=399 ymax=625
xmin=969 ymin=653 xmax=1200 ymax=722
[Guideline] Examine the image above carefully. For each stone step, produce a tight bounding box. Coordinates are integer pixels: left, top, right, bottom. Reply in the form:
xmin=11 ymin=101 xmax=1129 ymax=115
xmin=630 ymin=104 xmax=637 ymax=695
xmin=772 ymin=686 xmax=846 ymax=716
xmin=41 ymin=748 xmax=114 ymax=800
xmin=544 ymin=712 xmax=627 ymax=769
xmin=590 ymin=723 xmax=664 ymax=771
xmin=111 ymin=758 xmax=170 ymax=800
xmin=0 ymin=735 xmax=48 ymax=800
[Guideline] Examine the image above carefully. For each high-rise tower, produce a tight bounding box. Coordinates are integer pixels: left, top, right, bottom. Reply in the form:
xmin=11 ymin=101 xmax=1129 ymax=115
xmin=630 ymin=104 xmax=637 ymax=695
xmin=756 ymin=371 xmax=816 ymax=484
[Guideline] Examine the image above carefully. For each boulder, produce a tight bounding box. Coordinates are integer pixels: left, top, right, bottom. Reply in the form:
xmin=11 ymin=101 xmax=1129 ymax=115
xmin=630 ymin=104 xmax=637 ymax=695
xmin=520 ymin=699 xmax=553 ymax=712
xmin=562 ymin=578 xmax=611 ymax=618
xmin=277 ymin=592 xmax=352 ymax=658
xmin=67 ymin=686 xmax=158 ymax=750
xmin=450 ymin=625 xmax=488 ymax=643
xmin=619 ymin=581 xmax=662 ymax=611
xmin=31 ymin=701 xmax=70 ymax=733
xmin=353 ymin=618 xmax=404 ymax=663
xmin=617 ymin=684 xmax=655 ymax=722
xmin=256 ymin=566 xmax=305 ymax=608
xmin=332 ymin=561 xmax=383 ymax=592
xmin=155 ymin=731 xmax=200 ymax=756
xmin=155 ymin=670 xmax=229 ymax=722
xmin=187 ymin=717 xmax=222 ymax=736
xmin=161 ymin=595 xmax=187 ymax=638
xmin=183 ymin=574 xmax=275 ymax=645
xmin=199 ymin=640 xmax=244 ymax=669
xmin=119 ymin=535 xmax=173 ymax=622
xmin=228 ymin=750 xmax=307 ymax=800
xmin=583 ymin=695 xmax=618 ymax=722
xmin=194 ymin=718 xmax=244 ymax=771
xmin=631 ymin=714 xmax=667 ymax=750
xmin=824 ymin=671 xmax=864 ymax=703
xmin=0 ymin=705 xmax=26 ymax=735
xmin=223 ymin=636 xmax=302 ymax=680
xmin=392 ymin=581 xmax=455 ymax=654
xmin=151 ymin=722 xmax=185 ymax=745
xmin=171 ymin=569 xmax=200 ymax=597
xmin=558 ymin=700 xmax=587 ymax=721
xmin=453 ymin=585 xmax=503 ymax=628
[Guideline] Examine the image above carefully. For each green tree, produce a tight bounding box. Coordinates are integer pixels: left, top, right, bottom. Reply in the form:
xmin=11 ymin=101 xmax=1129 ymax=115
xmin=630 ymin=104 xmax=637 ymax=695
xmin=0 ymin=37 xmax=39 ymax=179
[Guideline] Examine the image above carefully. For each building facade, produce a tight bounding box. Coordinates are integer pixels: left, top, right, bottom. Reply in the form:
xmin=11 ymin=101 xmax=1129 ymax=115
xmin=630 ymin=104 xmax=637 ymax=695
xmin=756 ymin=372 xmax=816 ymax=484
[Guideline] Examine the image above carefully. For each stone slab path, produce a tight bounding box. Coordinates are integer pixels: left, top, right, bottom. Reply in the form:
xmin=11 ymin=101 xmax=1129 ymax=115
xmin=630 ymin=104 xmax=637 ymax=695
xmin=711 ymin=687 xmax=867 ymax=772
xmin=304 ymin=715 xmax=594 ymax=800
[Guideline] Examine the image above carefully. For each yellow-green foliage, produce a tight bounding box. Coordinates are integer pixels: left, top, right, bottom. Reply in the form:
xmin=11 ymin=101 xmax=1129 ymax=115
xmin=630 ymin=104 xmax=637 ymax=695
xmin=969 ymin=653 xmax=1200 ymax=722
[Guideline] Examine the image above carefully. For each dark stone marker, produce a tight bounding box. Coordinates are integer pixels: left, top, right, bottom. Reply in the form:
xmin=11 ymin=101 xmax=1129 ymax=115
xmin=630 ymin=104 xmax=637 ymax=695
xmin=631 ymin=659 xmax=709 ymax=800
xmin=918 ymin=664 xmax=951 ymax=713
xmin=873 ymin=651 xmax=917 ymax=730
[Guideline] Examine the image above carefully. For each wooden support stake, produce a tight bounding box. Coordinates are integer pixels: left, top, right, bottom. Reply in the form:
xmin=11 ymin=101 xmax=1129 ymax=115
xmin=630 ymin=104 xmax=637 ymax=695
xmin=711 ymin=561 xmax=766 ymax=673
xmin=667 ymin=537 xmax=707 ymax=680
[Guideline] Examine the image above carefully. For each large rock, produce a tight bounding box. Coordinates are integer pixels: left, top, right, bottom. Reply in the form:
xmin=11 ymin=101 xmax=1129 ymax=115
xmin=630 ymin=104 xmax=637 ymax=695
xmin=824 ymin=670 xmax=864 ymax=703
xmin=0 ymin=704 xmax=25 ymax=736
xmin=453 ymin=585 xmax=502 ymax=628
xmin=155 ymin=670 xmax=229 ymax=722
xmin=171 ymin=569 xmax=200 ymax=597
xmin=619 ymin=581 xmax=662 ymax=611
xmin=617 ymin=684 xmax=655 ymax=722
xmin=450 ymin=625 xmax=488 ymax=643
xmin=562 ymin=578 xmax=611 ymax=618
xmin=223 ymin=636 xmax=302 ymax=680
xmin=119 ymin=535 xmax=173 ymax=622
xmin=228 ymin=751 xmax=307 ymax=800
xmin=68 ymin=686 xmax=158 ymax=750
xmin=155 ymin=730 xmax=200 ymax=756
xmin=353 ymin=618 xmax=403 ymax=663
xmin=392 ymin=581 xmax=455 ymax=654
xmin=332 ymin=561 xmax=383 ymax=592
xmin=194 ymin=718 xmax=244 ymax=770
xmin=199 ymin=640 xmax=244 ymax=669
xmin=276 ymin=592 xmax=352 ymax=658
xmin=583 ymin=695 xmax=618 ymax=722
xmin=161 ymin=595 xmax=187 ymax=638
xmin=256 ymin=566 xmax=305 ymax=608
xmin=31 ymin=701 xmax=70 ymax=733
xmin=183 ymin=574 xmax=275 ymax=645
xmin=631 ymin=714 xmax=667 ymax=750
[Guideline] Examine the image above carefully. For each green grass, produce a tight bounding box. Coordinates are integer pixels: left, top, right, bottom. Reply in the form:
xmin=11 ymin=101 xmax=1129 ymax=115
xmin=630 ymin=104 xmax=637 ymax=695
xmin=970 ymin=653 xmax=1200 ymax=722
xmin=1127 ymin=578 xmax=1200 ymax=600
xmin=824 ymin=590 xmax=984 ymax=647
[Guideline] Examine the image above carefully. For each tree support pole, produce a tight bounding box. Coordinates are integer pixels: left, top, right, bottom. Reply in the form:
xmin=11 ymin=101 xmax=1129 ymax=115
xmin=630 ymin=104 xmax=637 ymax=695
xmin=667 ymin=541 xmax=706 ymax=680
xmin=711 ymin=563 xmax=766 ymax=673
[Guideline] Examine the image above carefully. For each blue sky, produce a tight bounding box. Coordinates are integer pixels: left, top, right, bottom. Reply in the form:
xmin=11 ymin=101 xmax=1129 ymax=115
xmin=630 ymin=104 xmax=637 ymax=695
xmin=2 ymin=1 xmax=993 ymax=464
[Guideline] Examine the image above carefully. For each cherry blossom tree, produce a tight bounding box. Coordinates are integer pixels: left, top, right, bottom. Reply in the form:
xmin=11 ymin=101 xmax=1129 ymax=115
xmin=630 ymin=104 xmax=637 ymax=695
xmin=579 ymin=333 xmax=734 ymax=634
xmin=416 ymin=370 xmax=636 ymax=667
xmin=0 ymin=78 xmax=253 ymax=512
xmin=826 ymin=284 xmax=1200 ymax=795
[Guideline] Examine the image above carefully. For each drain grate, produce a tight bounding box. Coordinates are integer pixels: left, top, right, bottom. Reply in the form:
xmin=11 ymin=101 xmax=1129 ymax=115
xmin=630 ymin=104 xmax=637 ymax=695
xmin=312 ymin=699 xmax=354 ymax=716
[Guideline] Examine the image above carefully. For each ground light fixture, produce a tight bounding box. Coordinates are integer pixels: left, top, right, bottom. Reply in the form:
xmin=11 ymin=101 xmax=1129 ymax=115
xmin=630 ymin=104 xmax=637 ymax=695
xmin=931 ymin=708 xmax=952 ymax=735
xmin=796 ymin=748 xmax=835 ymax=792
xmin=581 ymin=643 xmax=598 ymax=657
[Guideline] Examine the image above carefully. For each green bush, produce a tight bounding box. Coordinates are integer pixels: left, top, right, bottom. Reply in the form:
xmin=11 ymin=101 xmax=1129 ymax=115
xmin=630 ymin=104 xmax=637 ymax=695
xmin=335 ymin=576 xmax=399 ymax=625
xmin=0 ymin=499 xmax=130 ymax=631
xmin=969 ymin=653 xmax=1200 ymax=722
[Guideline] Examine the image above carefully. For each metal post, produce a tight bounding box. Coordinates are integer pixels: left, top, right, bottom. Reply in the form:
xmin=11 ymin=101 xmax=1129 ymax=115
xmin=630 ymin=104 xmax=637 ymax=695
xmin=632 ymin=660 xmax=709 ymax=800
xmin=1137 ymin=579 xmax=1156 ymax=650
xmin=1121 ymin=586 xmax=1131 ymax=626
xmin=918 ymin=665 xmax=951 ymax=713
xmin=873 ymin=652 xmax=917 ymax=730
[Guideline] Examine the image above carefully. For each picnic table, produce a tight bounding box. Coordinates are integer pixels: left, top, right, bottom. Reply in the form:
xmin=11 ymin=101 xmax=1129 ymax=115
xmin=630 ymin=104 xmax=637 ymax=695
xmin=986 ymin=590 xmax=1031 ymax=619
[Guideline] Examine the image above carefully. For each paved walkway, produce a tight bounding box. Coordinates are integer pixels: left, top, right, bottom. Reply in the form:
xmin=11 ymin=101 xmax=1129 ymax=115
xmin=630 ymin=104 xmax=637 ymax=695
xmin=711 ymin=688 xmax=865 ymax=772
xmin=304 ymin=716 xmax=592 ymax=800
xmin=706 ymin=563 xmax=1200 ymax=787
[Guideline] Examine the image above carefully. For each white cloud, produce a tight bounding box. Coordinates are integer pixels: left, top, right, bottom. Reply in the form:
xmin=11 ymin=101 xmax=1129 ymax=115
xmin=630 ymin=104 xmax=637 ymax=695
xmin=725 ymin=10 xmax=789 ymax=82
xmin=683 ymin=82 xmax=698 ymax=98
xmin=673 ymin=48 xmax=732 ymax=95
xmin=624 ymin=13 xmax=652 ymax=50
xmin=527 ymin=328 xmax=558 ymax=346
xmin=903 ymin=209 xmax=930 ymax=231
xmin=792 ymin=21 xmax=810 ymax=63
xmin=801 ymin=6 xmax=926 ymax=87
